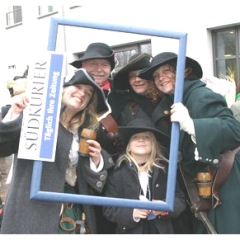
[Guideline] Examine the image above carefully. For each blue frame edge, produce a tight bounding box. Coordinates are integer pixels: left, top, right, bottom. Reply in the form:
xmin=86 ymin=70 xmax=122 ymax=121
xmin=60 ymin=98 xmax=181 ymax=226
xmin=30 ymin=17 xmax=187 ymax=211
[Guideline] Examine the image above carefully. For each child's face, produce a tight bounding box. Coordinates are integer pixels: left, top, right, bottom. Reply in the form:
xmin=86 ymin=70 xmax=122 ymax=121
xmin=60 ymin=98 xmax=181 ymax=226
xmin=128 ymin=132 xmax=152 ymax=157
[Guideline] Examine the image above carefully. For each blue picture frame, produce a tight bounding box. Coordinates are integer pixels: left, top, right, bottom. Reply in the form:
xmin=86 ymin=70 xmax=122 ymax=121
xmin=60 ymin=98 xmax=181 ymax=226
xmin=30 ymin=17 xmax=187 ymax=212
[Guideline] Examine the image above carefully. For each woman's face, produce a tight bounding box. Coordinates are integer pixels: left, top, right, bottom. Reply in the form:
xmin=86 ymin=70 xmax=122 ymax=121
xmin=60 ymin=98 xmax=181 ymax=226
xmin=153 ymin=64 xmax=176 ymax=94
xmin=129 ymin=70 xmax=150 ymax=95
xmin=63 ymin=84 xmax=94 ymax=114
xmin=128 ymin=132 xmax=152 ymax=159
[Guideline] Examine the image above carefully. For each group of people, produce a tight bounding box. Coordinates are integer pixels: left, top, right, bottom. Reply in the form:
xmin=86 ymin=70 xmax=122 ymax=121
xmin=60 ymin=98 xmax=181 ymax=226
xmin=0 ymin=41 xmax=240 ymax=234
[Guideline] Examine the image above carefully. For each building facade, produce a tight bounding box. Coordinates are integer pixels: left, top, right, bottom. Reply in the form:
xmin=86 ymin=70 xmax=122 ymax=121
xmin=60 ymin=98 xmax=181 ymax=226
xmin=0 ymin=2 xmax=240 ymax=106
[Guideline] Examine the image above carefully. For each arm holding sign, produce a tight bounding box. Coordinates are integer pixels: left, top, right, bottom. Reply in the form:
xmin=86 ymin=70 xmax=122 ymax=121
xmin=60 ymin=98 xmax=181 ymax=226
xmin=0 ymin=71 xmax=29 ymax=148
xmin=0 ymin=94 xmax=26 ymax=156
xmin=0 ymin=67 xmax=115 ymax=234
xmin=2 ymin=93 xmax=29 ymax=122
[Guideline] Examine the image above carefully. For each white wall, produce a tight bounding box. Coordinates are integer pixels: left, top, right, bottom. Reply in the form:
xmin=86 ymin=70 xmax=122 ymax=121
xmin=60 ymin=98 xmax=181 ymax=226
xmin=0 ymin=1 xmax=240 ymax=106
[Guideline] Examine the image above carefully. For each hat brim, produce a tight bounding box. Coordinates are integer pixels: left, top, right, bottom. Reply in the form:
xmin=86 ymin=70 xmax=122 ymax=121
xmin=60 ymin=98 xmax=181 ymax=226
xmin=139 ymin=55 xmax=202 ymax=80
xmin=185 ymin=57 xmax=203 ymax=79
xmin=119 ymin=126 xmax=170 ymax=148
xmin=113 ymin=53 xmax=151 ymax=90
xmin=70 ymin=54 xmax=115 ymax=71
xmin=64 ymin=69 xmax=109 ymax=114
xmin=138 ymin=55 xmax=177 ymax=80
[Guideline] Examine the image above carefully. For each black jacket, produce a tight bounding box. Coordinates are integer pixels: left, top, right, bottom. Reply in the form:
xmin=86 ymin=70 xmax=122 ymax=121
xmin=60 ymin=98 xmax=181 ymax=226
xmin=103 ymin=158 xmax=186 ymax=234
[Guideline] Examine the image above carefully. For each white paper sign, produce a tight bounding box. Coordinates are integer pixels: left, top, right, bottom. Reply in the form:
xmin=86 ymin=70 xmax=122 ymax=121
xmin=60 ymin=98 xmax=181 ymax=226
xmin=18 ymin=52 xmax=66 ymax=162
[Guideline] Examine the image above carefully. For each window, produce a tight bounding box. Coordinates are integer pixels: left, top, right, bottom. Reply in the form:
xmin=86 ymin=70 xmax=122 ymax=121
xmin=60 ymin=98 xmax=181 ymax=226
xmin=213 ymin=27 xmax=240 ymax=84
xmin=113 ymin=40 xmax=152 ymax=75
xmin=6 ymin=6 xmax=22 ymax=26
xmin=76 ymin=40 xmax=152 ymax=77
xmin=38 ymin=6 xmax=54 ymax=16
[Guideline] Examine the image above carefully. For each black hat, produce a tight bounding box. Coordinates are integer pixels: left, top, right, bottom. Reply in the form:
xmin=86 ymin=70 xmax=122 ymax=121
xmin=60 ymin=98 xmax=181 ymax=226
xmin=70 ymin=42 xmax=115 ymax=70
xmin=118 ymin=118 xmax=169 ymax=148
xmin=113 ymin=53 xmax=152 ymax=90
xmin=138 ymin=52 xmax=203 ymax=80
xmin=64 ymin=68 xmax=109 ymax=114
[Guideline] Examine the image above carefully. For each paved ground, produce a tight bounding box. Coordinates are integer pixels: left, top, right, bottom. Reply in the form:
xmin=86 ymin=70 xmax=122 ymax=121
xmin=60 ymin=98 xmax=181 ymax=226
xmin=0 ymin=156 xmax=12 ymax=203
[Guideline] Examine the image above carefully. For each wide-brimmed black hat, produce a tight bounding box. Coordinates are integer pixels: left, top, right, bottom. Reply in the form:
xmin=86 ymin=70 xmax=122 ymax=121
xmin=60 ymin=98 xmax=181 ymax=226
xmin=113 ymin=53 xmax=152 ymax=90
xmin=63 ymin=68 xmax=109 ymax=114
xmin=138 ymin=52 xmax=203 ymax=80
xmin=118 ymin=118 xmax=169 ymax=148
xmin=70 ymin=42 xmax=115 ymax=70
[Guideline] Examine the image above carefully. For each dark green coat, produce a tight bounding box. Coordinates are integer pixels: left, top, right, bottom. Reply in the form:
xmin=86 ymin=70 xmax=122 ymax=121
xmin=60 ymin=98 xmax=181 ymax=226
xmin=180 ymin=79 xmax=240 ymax=234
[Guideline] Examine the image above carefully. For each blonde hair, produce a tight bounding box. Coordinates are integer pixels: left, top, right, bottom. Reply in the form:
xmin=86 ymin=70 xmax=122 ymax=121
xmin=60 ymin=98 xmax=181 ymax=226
xmin=60 ymin=88 xmax=100 ymax=132
xmin=118 ymin=131 xmax=168 ymax=175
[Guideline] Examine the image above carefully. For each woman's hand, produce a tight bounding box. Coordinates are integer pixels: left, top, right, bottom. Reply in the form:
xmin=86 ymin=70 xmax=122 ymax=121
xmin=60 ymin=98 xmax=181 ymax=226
xmin=171 ymin=102 xmax=195 ymax=136
xmin=87 ymin=139 xmax=102 ymax=167
xmin=9 ymin=93 xmax=29 ymax=119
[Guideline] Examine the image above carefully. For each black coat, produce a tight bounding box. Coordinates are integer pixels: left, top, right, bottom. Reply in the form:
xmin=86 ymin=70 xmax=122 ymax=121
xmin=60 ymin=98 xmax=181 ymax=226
xmin=103 ymin=158 xmax=186 ymax=234
xmin=107 ymin=90 xmax=172 ymax=153
xmin=108 ymin=90 xmax=171 ymax=134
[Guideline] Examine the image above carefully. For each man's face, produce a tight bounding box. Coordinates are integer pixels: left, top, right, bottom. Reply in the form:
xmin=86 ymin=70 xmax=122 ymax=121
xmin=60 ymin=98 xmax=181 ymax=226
xmin=82 ymin=59 xmax=111 ymax=87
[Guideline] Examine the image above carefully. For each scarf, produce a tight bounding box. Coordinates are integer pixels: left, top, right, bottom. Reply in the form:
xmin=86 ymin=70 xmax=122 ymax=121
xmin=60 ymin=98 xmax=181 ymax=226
xmin=102 ymin=80 xmax=111 ymax=91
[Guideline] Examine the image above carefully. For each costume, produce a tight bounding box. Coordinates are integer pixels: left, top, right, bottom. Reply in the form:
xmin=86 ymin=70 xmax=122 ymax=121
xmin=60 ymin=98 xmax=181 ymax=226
xmin=138 ymin=51 xmax=240 ymax=233
xmin=108 ymin=53 xmax=172 ymax=152
xmin=0 ymin=114 xmax=114 ymax=234
xmin=70 ymin=42 xmax=115 ymax=98
xmin=0 ymin=69 xmax=115 ymax=234
xmin=70 ymin=42 xmax=115 ymax=71
xmin=179 ymin=79 xmax=240 ymax=234
xmin=103 ymin=158 xmax=186 ymax=234
xmin=157 ymin=79 xmax=240 ymax=233
xmin=108 ymin=90 xmax=171 ymax=153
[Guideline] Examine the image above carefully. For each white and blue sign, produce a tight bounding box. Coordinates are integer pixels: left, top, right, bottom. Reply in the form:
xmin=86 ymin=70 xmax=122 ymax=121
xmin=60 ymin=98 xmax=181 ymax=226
xmin=18 ymin=52 xmax=65 ymax=162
